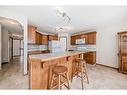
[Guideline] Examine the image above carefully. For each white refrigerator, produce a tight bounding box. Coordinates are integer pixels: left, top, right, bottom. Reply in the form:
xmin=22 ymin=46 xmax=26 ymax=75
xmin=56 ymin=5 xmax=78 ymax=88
xmin=48 ymin=41 xmax=62 ymax=53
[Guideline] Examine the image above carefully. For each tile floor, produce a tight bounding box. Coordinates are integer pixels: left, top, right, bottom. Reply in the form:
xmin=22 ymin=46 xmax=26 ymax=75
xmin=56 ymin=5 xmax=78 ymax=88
xmin=0 ymin=57 xmax=127 ymax=89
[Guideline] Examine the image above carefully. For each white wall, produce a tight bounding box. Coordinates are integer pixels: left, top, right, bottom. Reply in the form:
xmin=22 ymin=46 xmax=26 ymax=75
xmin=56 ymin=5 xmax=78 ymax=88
xmin=0 ymin=24 xmax=1 ymax=70
xmin=96 ymin=21 xmax=127 ymax=68
xmin=1 ymin=28 xmax=9 ymax=63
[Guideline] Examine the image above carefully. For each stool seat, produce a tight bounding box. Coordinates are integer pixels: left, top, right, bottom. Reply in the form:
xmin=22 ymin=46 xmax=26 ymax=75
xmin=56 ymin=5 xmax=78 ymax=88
xmin=50 ymin=65 xmax=70 ymax=89
xmin=52 ymin=66 xmax=68 ymax=74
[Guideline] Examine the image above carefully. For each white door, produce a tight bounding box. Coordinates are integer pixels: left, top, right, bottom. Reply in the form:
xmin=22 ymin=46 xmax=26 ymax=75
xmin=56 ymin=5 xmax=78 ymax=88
xmin=13 ymin=40 xmax=20 ymax=56
xmin=59 ymin=37 xmax=67 ymax=52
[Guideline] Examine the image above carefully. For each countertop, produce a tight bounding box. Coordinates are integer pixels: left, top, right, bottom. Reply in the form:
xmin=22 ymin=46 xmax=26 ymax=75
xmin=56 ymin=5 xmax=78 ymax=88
xmin=29 ymin=50 xmax=90 ymax=61
xmin=28 ymin=50 xmax=49 ymax=55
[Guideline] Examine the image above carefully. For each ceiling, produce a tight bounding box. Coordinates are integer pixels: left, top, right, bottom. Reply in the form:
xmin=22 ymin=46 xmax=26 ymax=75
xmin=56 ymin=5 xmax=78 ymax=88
xmin=1 ymin=6 xmax=127 ymax=34
xmin=0 ymin=16 xmax=23 ymax=35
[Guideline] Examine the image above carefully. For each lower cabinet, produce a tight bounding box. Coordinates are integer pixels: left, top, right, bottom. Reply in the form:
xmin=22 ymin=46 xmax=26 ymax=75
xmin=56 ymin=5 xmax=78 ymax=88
xmin=119 ymin=56 xmax=127 ymax=74
xmin=84 ymin=51 xmax=96 ymax=65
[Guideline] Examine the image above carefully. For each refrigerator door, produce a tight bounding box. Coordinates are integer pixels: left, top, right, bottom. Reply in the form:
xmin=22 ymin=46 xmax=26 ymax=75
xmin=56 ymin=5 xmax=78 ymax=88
xmin=52 ymin=41 xmax=60 ymax=48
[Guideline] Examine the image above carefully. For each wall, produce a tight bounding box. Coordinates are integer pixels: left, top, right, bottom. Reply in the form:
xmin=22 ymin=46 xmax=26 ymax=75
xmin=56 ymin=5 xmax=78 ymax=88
xmin=1 ymin=28 xmax=9 ymax=63
xmin=96 ymin=21 xmax=127 ymax=68
xmin=0 ymin=24 xmax=1 ymax=70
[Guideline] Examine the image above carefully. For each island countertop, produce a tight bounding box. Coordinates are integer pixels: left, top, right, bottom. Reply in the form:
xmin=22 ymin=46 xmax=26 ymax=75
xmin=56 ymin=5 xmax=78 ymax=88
xmin=29 ymin=50 xmax=90 ymax=61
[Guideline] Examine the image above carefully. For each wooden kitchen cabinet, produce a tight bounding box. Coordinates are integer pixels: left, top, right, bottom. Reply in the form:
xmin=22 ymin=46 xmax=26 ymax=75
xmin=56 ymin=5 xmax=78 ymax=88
xmin=48 ymin=35 xmax=58 ymax=41
xmin=71 ymin=36 xmax=76 ymax=45
xmin=88 ymin=32 xmax=96 ymax=44
xmin=35 ymin=32 xmax=42 ymax=44
xmin=28 ymin=25 xmax=37 ymax=44
xmin=70 ymin=31 xmax=96 ymax=45
xmin=42 ymin=35 xmax=48 ymax=45
xmin=28 ymin=25 xmax=48 ymax=45
xmin=84 ymin=51 xmax=96 ymax=65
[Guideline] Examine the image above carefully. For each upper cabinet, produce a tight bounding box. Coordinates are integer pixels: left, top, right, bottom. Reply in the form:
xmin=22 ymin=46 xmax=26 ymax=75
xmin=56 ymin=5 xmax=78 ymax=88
xmin=48 ymin=35 xmax=58 ymax=41
xmin=42 ymin=35 xmax=48 ymax=45
xmin=70 ymin=31 xmax=96 ymax=45
xmin=87 ymin=32 xmax=96 ymax=44
xmin=71 ymin=36 xmax=76 ymax=45
xmin=28 ymin=25 xmax=48 ymax=45
xmin=28 ymin=25 xmax=37 ymax=44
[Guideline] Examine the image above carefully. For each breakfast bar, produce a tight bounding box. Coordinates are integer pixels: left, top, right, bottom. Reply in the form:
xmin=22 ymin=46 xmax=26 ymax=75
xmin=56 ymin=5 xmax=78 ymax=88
xmin=28 ymin=51 xmax=90 ymax=89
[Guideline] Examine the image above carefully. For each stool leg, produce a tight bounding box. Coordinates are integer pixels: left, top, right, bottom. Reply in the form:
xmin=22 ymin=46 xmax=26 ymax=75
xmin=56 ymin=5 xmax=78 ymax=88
xmin=65 ymin=73 xmax=70 ymax=89
xmin=84 ymin=63 xmax=89 ymax=84
xmin=81 ymin=67 xmax=84 ymax=89
xmin=71 ymin=65 xmax=74 ymax=83
xmin=50 ymin=74 xmax=55 ymax=89
xmin=58 ymin=75 xmax=61 ymax=90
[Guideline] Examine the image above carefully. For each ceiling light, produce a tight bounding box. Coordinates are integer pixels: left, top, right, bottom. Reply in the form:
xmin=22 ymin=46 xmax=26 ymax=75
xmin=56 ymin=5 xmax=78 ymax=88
xmin=55 ymin=8 xmax=71 ymax=23
xmin=55 ymin=26 xmax=70 ymax=32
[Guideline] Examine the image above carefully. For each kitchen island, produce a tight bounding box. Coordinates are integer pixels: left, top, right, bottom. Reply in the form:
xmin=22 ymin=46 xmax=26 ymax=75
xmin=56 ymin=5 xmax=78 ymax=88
xmin=28 ymin=51 xmax=90 ymax=89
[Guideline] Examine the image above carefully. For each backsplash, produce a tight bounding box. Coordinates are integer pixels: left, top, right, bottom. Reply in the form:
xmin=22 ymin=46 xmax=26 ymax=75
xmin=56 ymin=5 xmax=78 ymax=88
xmin=70 ymin=45 xmax=96 ymax=51
xmin=28 ymin=45 xmax=47 ymax=51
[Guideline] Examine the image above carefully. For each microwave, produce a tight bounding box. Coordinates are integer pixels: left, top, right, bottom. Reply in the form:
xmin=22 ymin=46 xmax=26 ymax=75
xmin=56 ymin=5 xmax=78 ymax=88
xmin=76 ymin=39 xmax=85 ymax=45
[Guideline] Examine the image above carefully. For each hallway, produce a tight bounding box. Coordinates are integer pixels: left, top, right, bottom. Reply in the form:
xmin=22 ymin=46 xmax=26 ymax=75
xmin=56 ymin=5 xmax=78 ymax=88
xmin=0 ymin=57 xmax=28 ymax=89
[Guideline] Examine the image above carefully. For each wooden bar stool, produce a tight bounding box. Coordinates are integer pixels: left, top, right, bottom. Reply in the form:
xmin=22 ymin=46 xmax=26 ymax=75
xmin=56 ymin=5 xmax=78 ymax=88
xmin=50 ymin=66 xmax=70 ymax=90
xmin=71 ymin=58 xmax=89 ymax=89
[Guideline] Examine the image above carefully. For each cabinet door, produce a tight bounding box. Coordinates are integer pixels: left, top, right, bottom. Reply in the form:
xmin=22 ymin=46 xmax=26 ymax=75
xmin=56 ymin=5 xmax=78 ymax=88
xmin=53 ymin=35 xmax=58 ymax=40
xmin=84 ymin=52 xmax=96 ymax=64
xmin=35 ymin=32 xmax=42 ymax=44
xmin=28 ymin=25 xmax=36 ymax=44
xmin=42 ymin=35 xmax=48 ymax=45
xmin=83 ymin=34 xmax=89 ymax=44
xmin=121 ymin=56 xmax=127 ymax=73
xmin=88 ymin=32 xmax=96 ymax=44
xmin=71 ymin=36 xmax=76 ymax=45
xmin=48 ymin=35 xmax=58 ymax=41
xmin=35 ymin=32 xmax=40 ymax=44
xmin=39 ymin=33 xmax=42 ymax=44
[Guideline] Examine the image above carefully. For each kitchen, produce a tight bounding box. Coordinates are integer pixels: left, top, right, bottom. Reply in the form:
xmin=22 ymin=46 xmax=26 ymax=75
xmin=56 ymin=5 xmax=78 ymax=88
xmin=0 ymin=6 xmax=127 ymax=90
xmin=28 ymin=25 xmax=97 ymax=89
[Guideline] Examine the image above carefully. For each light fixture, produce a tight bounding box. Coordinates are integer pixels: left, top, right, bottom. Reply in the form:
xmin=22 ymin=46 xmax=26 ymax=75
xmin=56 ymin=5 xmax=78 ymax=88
xmin=55 ymin=26 xmax=70 ymax=32
xmin=55 ymin=8 xmax=71 ymax=23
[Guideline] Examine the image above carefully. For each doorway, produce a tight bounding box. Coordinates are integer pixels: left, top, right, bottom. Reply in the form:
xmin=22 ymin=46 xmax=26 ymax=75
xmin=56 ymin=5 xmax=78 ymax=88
xmin=59 ymin=37 xmax=67 ymax=52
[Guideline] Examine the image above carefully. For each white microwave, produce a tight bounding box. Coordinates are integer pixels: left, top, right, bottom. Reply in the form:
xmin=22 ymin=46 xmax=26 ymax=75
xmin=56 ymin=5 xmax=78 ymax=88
xmin=76 ymin=39 xmax=85 ymax=45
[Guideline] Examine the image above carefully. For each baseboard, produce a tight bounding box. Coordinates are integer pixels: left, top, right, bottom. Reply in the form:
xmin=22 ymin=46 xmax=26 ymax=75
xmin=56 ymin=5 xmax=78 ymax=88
xmin=2 ymin=62 xmax=8 ymax=64
xmin=96 ymin=63 xmax=118 ymax=70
